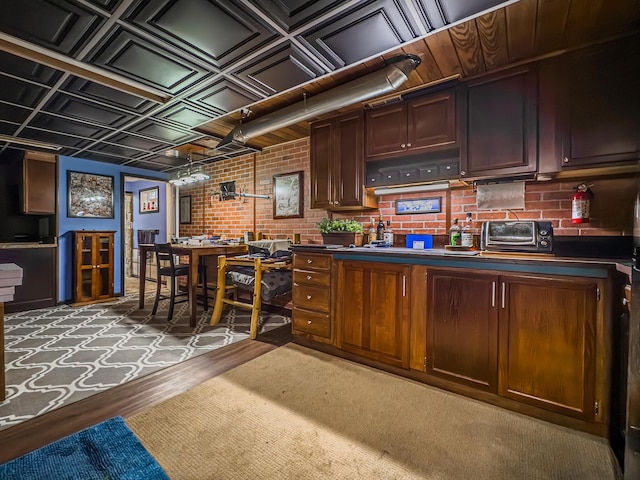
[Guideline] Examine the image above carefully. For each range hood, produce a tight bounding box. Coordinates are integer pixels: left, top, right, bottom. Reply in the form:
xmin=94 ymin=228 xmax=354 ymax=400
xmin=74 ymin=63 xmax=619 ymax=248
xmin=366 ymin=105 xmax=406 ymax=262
xmin=217 ymin=54 xmax=421 ymax=148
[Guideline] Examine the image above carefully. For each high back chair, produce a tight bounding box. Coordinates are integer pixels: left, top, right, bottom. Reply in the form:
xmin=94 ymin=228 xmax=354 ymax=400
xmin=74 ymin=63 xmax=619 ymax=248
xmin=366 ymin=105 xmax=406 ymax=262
xmin=151 ymin=243 xmax=209 ymax=321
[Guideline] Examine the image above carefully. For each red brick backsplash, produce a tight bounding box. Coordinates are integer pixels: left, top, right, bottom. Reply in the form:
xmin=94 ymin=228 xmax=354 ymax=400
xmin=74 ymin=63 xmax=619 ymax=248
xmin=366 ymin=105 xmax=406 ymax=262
xmin=179 ymin=138 xmax=635 ymax=241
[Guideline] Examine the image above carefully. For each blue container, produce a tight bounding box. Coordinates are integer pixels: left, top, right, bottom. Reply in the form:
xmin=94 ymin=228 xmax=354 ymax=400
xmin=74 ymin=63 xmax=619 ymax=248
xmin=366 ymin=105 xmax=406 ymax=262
xmin=405 ymin=234 xmax=433 ymax=249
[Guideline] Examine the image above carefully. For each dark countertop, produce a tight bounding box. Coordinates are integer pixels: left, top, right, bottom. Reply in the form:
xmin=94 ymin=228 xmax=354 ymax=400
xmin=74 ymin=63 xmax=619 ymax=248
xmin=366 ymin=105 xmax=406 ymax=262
xmin=0 ymin=243 xmax=57 ymax=249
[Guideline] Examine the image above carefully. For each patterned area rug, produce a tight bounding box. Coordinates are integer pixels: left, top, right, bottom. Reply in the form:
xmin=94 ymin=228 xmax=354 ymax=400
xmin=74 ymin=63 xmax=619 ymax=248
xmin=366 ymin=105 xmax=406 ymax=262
xmin=0 ymin=294 xmax=290 ymax=430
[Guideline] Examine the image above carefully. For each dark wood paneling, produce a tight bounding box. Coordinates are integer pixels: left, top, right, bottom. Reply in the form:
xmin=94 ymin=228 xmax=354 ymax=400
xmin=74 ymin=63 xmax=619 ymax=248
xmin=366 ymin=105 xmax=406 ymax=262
xmin=504 ymin=0 xmax=537 ymax=62
xmin=334 ymin=110 xmax=364 ymax=207
xmin=0 ymin=247 xmax=56 ymax=313
xmin=476 ymin=9 xmax=509 ymax=70
xmin=449 ymin=20 xmax=486 ymax=76
xmin=309 ymin=119 xmax=333 ymax=209
xmin=534 ymin=0 xmax=572 ymax=55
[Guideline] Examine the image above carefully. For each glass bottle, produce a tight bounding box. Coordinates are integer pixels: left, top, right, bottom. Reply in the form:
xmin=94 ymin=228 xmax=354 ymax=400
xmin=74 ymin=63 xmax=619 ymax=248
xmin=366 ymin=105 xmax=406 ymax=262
xmin=461 ymin=213 xmax=474 ymax=248
xmin=369 ymin=217 xmax=377 ymax=243
xmin=449 ymin=218 xmax=461 ymax=246
xmin=376 ymin=214 xmax=385 ymax=242
xmin=384 ymin=219 xmax=394 ymax=246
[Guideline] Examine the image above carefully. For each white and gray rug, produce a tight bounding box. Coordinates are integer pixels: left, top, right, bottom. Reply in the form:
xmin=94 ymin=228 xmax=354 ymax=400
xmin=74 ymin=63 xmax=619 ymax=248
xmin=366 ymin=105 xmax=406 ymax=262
xmin=0 ymin=293 xmax=290 ymax=430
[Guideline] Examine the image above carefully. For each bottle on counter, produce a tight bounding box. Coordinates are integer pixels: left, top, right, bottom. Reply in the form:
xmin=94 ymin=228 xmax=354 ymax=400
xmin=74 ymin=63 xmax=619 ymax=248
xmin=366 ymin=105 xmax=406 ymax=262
xmin=449 ymin=218 xmax=461 ymax=246
xmin=383 ymin=219 xmax=394 ymax=246
xmin=376 ymin=214 xmax=385 ymax=242
xmin=461 ymin=213 xmax=474 ymax=248
xmin=369 ymin=217 xmax=377 ymax=243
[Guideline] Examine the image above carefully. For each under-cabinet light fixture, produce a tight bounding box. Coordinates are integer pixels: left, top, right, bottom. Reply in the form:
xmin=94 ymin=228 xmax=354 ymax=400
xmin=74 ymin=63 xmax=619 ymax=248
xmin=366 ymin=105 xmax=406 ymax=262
xmin=373 ymin=182 xmax=450 ymax=196
xmin=0 ymin=134 xmax=62 ymax=151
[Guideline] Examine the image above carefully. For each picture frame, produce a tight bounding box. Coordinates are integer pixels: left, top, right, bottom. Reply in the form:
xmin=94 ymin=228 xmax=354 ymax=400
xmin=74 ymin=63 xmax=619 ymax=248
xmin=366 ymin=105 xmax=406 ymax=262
xmin=67 ymin=170 xmax=114 ymax=218
xmin=139 ymin=187 xmax=159 ymax=214
xmin=179 ymin=195 xmax=192 ymax=224
xmin=395 ymin=197 xmax=442 ymax=215
xmin=273 ymin=171 xmax=303 ymax=219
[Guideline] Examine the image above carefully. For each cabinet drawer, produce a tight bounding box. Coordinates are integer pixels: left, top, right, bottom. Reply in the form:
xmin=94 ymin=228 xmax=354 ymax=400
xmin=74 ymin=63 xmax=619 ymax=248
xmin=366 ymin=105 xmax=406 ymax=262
xmin=293 ymin=284 xmax=330 ymax=312
xmin=293 ymin=253 xmax=331 ymax=270
xmin=292 ymin=308 xmax=331 ymax=337
xmin=439 ymin=161 xmax=459 ymax=178
xmin=293 ymin=269 xmax=331 ymax=287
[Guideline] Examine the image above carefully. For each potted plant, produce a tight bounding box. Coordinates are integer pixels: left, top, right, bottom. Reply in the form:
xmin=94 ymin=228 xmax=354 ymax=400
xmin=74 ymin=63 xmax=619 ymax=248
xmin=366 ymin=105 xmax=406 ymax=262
xmin=317 ymin=218 xmax=364 ymax=246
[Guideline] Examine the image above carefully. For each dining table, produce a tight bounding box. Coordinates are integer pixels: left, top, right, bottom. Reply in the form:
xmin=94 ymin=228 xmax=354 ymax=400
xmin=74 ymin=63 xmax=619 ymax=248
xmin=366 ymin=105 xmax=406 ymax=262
xmin=138 ymin=243 xmax=247 ymax=327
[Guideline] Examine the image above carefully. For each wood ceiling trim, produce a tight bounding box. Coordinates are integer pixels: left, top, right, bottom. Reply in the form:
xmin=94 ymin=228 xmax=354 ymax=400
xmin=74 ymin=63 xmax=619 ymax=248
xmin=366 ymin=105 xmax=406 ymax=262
xmin=400 ymin=40 xmax=443 ymax=84
xmin=476 ymin=9 xmax=510 ymax=70
xmin=534 ymin=0 xmax=571 ymax=55
xmin=505 ymin=0 xmax=537 ymax=62
xmin=564 ymin=0 xmax=608 ymax=47
xmin=424 ymin=30 xmax=463 ymax=78
xmin=449 ymin=20 xmax=487 ymax=76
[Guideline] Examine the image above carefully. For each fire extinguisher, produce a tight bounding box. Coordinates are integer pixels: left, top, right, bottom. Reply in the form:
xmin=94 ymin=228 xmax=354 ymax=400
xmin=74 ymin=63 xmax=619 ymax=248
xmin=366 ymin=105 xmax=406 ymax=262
xmin=571 ymin=184 xmax=593 ymax=224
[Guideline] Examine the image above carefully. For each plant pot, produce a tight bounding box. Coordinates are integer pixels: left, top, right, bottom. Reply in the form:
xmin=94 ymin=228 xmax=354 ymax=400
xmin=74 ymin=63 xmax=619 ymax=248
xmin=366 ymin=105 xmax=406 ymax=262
xmin=321 ymin=232 xmax=364 ymax=247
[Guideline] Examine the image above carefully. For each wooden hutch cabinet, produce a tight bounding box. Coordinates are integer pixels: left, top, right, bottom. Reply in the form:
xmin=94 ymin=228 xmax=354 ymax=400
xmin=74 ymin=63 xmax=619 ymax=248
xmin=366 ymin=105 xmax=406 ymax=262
xmin=72 ymin=231 xmax=115 ymax=305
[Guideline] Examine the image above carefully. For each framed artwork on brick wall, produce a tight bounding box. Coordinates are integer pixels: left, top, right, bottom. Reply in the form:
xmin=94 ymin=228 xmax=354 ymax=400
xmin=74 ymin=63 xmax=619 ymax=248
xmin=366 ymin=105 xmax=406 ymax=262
xmin=273 ymin=171 xmax=303 ymax=219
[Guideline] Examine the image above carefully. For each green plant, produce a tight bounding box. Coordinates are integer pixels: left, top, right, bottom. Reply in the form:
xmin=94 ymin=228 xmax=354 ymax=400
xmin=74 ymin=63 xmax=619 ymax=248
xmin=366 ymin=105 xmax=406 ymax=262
xmin=317 ymin=218 xmax=363 ymax=234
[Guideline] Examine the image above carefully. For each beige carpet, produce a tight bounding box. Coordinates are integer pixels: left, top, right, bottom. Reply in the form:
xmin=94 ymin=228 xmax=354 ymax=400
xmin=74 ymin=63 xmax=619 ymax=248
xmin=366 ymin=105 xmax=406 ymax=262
xmin=127 ymin=344 xmax=620 ymax=480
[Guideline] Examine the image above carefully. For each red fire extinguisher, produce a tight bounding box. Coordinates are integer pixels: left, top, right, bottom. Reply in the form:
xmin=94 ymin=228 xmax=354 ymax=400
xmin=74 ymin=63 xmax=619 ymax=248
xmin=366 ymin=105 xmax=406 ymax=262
xmin=571 ymin=184 xmax=593 ymax=224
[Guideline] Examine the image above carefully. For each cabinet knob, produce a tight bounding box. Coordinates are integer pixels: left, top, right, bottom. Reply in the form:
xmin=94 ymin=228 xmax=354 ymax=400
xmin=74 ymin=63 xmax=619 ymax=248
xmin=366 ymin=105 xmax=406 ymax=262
xmin=307 ymin=295 xmax=312 ymax=300
xmin=307 ymin=259 xmax=312 ymax=264
xmin=407 ymin=143 xmax=411 ymax=147
xmin=401 ymin=143 xmax=406 ymax=148
xmin=405 ymin=173 xmax=411 ymax=177
xmin=307 ymin=320 xmax=312 ymax=325
xmin=460 ymin=170 xmax=466 ymax=176
xmin=563 ymin=157 xmax=569 ymax=163
xmin=307 ymin=275 xmax=312 ymax=280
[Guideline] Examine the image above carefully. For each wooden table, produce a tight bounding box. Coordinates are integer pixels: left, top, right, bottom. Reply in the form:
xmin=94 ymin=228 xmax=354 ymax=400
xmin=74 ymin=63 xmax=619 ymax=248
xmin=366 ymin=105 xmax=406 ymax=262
xmin=138 ymin=243 xmax=247 ymax=327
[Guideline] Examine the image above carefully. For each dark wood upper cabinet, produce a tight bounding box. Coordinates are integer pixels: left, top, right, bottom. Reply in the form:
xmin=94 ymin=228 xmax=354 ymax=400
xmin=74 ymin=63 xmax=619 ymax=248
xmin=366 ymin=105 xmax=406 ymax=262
xmin=21 ymin=151 xmax=56 ymax=215
xmin=460 ymin=65 xmax=537 ymax=179
xmin=310 ymin=111 xmax=377 ymax=211
xmin=539 ymin=37 xmax=640 ymax=173
xmin=365 ymin=89 xmax=458 ymax=160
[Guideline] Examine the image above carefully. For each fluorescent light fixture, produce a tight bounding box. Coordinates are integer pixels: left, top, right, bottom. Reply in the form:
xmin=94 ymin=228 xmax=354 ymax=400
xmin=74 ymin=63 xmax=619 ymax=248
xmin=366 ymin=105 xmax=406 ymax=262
xmin=0 ymin=134 xmax=62 ymax=151
xmin=373 ymin=182 xmax=450 ymax=196
xmin=189 ymin=166 xmax=210 ymax=181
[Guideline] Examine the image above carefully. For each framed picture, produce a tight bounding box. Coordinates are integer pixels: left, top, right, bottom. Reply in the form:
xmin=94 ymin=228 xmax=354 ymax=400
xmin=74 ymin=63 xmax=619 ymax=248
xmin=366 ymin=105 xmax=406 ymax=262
xmin=139 ymin=187 xmax=159 ymax=214
xmin=67 ymin=170 xmax=114 ymax=218
xmin=179 ymin=195 xmax=192 ymax=224
xmin=273 ymin=171 xmax=303 ymax=219
xmin=395 ymin=197 xmax=442 ymax=215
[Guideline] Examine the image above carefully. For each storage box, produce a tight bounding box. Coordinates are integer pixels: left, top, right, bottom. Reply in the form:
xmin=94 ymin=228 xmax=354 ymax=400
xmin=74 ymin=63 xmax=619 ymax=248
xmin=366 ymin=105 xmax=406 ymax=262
xmin=405 ymin=234 xmax=433 ymax=249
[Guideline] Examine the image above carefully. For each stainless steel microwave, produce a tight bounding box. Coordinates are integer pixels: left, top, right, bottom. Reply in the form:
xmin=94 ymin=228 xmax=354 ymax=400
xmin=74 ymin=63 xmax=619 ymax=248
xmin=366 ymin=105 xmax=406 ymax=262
xmin=480 ymin=221 xmax=553 ymax=253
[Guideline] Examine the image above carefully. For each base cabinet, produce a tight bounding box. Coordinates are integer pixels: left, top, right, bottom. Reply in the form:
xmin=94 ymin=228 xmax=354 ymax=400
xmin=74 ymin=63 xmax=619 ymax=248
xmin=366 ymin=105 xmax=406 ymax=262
xmin=0 ymin=246 xmax=56 ymax=313
xmin=72 ymin=231 xmax=115 ymax=305
xmin=426 ymin=269 xmax=498 ymax=391
xmin=336 ymin=260 xmax=410 ymax=368
xmin=292 ymin=252 xmax=333 ymax=343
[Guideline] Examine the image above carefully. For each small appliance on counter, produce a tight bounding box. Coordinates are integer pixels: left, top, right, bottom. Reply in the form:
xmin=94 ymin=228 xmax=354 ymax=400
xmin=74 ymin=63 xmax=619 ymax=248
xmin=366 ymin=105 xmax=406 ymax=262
xmin=480 ymin=221 xmax=553 ymax=254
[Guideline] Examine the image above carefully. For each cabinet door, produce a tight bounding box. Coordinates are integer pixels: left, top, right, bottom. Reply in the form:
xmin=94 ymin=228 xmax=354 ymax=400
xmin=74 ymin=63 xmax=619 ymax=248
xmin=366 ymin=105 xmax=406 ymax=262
xmin=75 ymin=233 xmax=97 ymax=303
xmin=95 ymin=233 xmax=114 ymax=300
xmin=557 ymin=40 xmax=640 ymax=168
xmin=334 ymin=111 xmax=365 ymax=207
xmin=365 ymin=103 xmax=407 ymax=159
xmin=461 ymin=66 xmax=537 ymax=178
xmin=498 ymin=274 xmax=597 ymax=420
xmin=310 ymin=119 xmax=334 ymax=209
xmin=426 ymin=269 xmax=499 ymax=391
xmin=407 ymin=90 xmax=457 ymax=154
xmin=22 ymin=153 xmax=56 ymax=214
xmin=337 ymin=260 xmax=410 ymax=368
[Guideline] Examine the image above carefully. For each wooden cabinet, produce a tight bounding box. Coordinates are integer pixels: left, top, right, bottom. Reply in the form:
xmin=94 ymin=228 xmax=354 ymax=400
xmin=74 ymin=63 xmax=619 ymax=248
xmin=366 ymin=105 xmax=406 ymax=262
xmin=426 ymin=269 xmax=498 ymax=392
xmin=336 ymin=260 xmax=410 ymax=368
xmin=72 ymin=231 xmax=115 ymax=305
xmin=310 ymin=111 xmax=377 ymax=211
xmin=539 ymin=37 xmax=640 ymax=173
xmin=498 ymin=274 xmax=598 ymax=420
xmin=0 ymin=246 xmax=56 ymax=313
xmin=460 ymin=66 xmax=537 ymax=179
xmin=292 ymin=252 xmax=333 ymax=343
xmin=365 ymin=89 xmax=458 ymax=160
xmin=21 ymin=151 xmax=56 ymax=214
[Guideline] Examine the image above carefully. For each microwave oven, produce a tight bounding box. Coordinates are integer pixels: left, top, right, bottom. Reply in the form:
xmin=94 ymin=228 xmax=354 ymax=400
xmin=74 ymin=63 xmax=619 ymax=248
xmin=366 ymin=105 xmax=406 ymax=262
xmin=480 ymin=221 xmax=553 ymax=253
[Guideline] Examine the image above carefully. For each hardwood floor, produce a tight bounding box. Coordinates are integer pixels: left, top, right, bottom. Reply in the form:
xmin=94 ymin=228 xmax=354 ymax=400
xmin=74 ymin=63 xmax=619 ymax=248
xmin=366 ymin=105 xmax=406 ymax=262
xmin=0 ymin=324 xmax=292 ymax=464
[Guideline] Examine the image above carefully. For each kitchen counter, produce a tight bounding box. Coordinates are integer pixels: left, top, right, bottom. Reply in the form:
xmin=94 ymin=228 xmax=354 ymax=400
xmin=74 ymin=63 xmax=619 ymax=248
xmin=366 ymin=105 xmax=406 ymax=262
xmin=0 ymin=243 xmax=57 ymax=249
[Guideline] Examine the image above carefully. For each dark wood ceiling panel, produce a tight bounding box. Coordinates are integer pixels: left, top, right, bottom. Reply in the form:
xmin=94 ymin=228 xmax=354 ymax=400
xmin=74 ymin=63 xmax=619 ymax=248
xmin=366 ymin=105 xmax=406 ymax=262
xmin=298 ymin=0 xmax=420 ymax=69
xmin=593 ymin=0 xmax=640 ymax=40
xmin=125 ymin=0 xmax=279 ymax=69
xmin=504 ymin=0 xmax=537 ymax=62
xmin=155 ymin=103 xmax=214 ymax=128
xmin=190 ymin=79 xmax=261 ymax=115
xmin=88 ymin=27 xmax=211 ymax=94
xmin=449 ymin=20 xmax=486 ymax=76
xmin=0 ymin=0 xmax=105 ymax=56
xmin=232 ymin=43 xmax=324 ymax=96
xmin=0 ymin=75 xmax=48 ymax=107
xmin=424 ymin=30 xmax=463 ymax=78
xmin=534 ymin=0 xmax=571 ymax=55
xmin=62 ymin=77 xmax=157 ymax=113
xmin=476 ymin=9 xmax=509 ymax=70
xmin=29 ymin=113 xmax=111 ymax=138
xmin=400 ymin=40 xmax=443 ymax=84
xmin=249 ymin=0 xmax=346 ymax=31
xmin=0 ymin=103 xmax=32 ymax=124
xmin=438 ymin=0 xmax=509 ymax=23
xmin=0 ymin=51 xmax=62 ymax=86
xmin=43 ymin=94 xmax=136 ymax=128
xmin=563 ymin=0 xmax=607 ymax=48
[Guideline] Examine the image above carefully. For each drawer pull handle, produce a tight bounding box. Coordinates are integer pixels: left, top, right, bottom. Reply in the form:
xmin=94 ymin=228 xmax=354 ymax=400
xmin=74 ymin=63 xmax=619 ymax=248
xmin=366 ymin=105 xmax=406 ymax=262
xmin=307 ymin=320 xmax=312 ymax=325
xmin=307 ymin=295 xmax=312 ymax=300
xmin=307 ymin=275 xmax=312 ymax=280
xmin=307 ymin=259 xmax=312 ymax=264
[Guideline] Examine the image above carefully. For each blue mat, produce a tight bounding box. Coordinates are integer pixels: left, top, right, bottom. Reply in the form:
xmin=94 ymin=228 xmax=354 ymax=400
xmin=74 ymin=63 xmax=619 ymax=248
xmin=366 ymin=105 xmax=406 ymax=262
xmin=0 ymin=417 xmax=169 ymax=480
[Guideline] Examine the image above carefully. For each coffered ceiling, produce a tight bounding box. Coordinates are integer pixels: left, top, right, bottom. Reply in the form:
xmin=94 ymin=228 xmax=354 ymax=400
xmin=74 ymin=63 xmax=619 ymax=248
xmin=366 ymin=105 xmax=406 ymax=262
xmin=0 ymin=0 xmax=638 ymax=173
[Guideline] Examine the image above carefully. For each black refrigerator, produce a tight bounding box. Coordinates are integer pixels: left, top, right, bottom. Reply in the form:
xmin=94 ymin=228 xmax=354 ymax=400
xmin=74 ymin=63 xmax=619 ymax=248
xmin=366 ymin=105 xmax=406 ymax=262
xmin=625 ymin=176 xmax=640 ymax=478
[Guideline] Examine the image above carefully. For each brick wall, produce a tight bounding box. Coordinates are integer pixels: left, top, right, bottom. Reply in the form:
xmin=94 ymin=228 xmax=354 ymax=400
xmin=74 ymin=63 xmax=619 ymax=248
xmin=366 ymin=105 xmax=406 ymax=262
xmin=179 ymin=138 xmax=636 ymax=241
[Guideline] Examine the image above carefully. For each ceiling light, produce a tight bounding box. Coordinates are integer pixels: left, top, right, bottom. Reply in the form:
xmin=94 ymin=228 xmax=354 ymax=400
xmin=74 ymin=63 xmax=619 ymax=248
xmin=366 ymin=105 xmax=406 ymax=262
xmin=189 ymin=166 xmax=210 ymax=181
xmin=373 ymin=182 xmax=451 ymax=196
xmin=0 ymin=134 xmax=62 ymax=151
xmin=168 ymin=152 xmax=210 ymax=186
